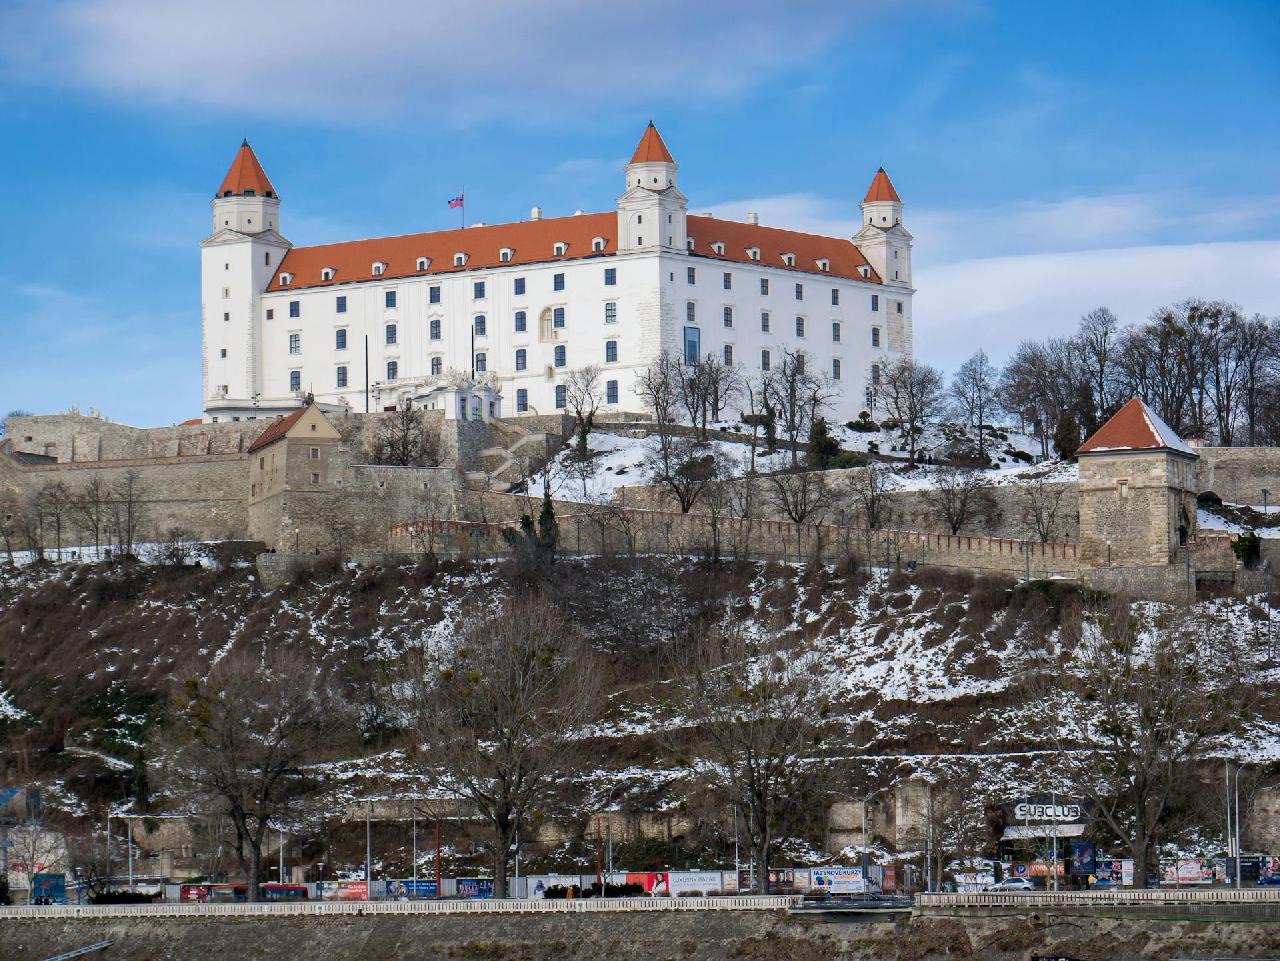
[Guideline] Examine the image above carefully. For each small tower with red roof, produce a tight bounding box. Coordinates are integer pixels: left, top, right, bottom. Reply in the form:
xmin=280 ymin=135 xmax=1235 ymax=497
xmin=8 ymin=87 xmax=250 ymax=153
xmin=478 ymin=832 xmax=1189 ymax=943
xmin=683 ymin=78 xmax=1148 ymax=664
xmin=853 ymin=167 xmax=912 ymax=288
xmin=201 ymin=140 xmax=292 ymax=421
xmin=617 ymin=121 xmax=687 ymax=254
xmin=1077 ymin=396 xmax=1200 ymax=567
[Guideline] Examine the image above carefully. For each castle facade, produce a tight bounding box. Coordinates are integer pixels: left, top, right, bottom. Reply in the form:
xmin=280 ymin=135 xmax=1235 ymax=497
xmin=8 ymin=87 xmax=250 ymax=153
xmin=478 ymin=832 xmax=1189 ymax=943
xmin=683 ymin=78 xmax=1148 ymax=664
xmin=200 ymin=124 xmax=913 ymax=424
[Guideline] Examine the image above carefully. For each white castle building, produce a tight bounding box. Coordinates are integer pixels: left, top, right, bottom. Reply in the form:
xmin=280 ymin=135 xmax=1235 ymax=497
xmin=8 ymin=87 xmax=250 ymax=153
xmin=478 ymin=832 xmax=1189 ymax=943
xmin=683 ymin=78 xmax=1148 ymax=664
xmin=200 ymin=124 xmax=913 ymax=423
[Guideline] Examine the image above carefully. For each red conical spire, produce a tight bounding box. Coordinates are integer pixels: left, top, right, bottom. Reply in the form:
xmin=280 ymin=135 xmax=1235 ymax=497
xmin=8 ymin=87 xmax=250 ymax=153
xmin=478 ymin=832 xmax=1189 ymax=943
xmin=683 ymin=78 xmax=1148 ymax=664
xmin=629 ymin=121 xmax=674 ymax=164
xmin=216 ymin=139 xmax=277 ymax=198
xmin=863 ymin=167 xmax=901 ymax=203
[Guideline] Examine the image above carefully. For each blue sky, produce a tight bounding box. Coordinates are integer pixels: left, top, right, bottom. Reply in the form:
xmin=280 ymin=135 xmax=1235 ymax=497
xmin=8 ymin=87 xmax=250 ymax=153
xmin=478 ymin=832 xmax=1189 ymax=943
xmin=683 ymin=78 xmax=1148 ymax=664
xmin=1 ymin=0 xmax=1277 ymax=426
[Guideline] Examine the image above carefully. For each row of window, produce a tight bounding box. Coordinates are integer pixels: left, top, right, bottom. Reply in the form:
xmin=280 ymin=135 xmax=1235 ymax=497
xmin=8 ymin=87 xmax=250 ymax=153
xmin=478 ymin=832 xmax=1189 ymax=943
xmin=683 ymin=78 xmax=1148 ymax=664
xmin=684 ymin=305 xmax=883 ymax=346
xmin=685 ymin=267 xmax=895 ymax=308
xmin=512 ymin=380 xmax=620 ymax=413
xmin=282 ymin=264 xmax=621 ymax=300
xmin=285 ymin=243 xmax=619 ymax=286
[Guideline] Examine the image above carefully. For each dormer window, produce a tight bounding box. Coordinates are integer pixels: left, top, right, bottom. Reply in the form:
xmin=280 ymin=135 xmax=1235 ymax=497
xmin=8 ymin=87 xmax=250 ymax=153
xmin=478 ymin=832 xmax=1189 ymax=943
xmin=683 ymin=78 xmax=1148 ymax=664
xmin=553 ymin=241 xmax=568 ymax=256
xmin=372 ymin=261 xmax=387 ymax=276
xmin=746 ymin=246 xmax=760 ymax=261
xmin=454 ymin=252 xmax=468 ymax=267
xmin=781 ymin=252 xmax=796 ymax=267
xmin=416 ymin=256 xmax=431 ymax=271
xmin=686 ymin=238 xmax=695 ymax=251
xmin=816 ymin=258 xmax=830 ymax=272
xmin=279 ymin=272 xmax=293 ymax=286
xmin=321 ymin=267 xmax=335 ymax=281
xmin=711 ymin=241 xmax=725 ymax=255
xmin=591 ymin=237 xmax=606 ymax=252
xmin=499 ymin=247 xmax=514 ymax=263
xmin=858 ymin=265 xmax=871 ymax=279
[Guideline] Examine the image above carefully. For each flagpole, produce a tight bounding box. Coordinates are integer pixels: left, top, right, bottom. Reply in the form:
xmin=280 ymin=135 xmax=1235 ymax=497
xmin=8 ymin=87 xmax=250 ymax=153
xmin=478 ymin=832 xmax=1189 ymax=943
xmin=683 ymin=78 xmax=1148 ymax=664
xmin=460 ymin=186 xmax=465 ymax=229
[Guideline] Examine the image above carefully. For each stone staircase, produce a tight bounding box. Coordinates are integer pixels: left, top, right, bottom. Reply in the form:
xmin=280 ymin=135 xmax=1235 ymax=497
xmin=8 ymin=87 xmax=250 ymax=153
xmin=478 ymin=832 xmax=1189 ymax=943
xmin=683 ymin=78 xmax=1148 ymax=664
xmin=463 ymin=418 xmax=570 ymax=490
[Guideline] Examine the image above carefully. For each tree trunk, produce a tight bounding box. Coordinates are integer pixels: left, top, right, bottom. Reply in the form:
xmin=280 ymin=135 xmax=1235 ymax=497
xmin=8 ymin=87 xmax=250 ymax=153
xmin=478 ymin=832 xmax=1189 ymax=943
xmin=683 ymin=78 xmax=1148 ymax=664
xmin=492 ymin=823 xmax=513 ymax=899
xmin=1131 ymin=826 xmax=1150 ymax=889
xmin=248 ymin=843 xmax=262 ymax=902
xmin=755 ymin=837 xmax=770 ymax=894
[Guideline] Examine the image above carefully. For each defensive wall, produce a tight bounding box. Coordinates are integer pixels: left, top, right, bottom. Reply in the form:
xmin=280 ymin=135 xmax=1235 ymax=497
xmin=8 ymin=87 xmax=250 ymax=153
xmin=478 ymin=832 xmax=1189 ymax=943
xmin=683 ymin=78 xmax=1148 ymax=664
xmin=1197 ymin=446 xmax=1280 ymax=505
xmin=5 ymin=902 xmax=1280 ymax=961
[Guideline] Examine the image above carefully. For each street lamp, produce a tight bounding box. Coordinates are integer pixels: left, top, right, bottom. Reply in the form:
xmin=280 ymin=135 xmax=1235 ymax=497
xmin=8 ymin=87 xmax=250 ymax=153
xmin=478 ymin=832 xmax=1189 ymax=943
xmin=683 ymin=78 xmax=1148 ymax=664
xmin=1263 ymin=488 xmax=1271 ymax=517
xmin=293 ymin=528 xmax=300 ymax=553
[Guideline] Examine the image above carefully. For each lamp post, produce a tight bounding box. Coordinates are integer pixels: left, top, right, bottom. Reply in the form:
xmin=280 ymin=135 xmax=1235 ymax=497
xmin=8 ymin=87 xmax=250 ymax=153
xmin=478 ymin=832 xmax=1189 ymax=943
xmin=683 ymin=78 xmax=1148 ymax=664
xmin=365 ymin=801 xmax=373 ymax=897
xmin=294 ymin=528 xmax=300 ymax=554
xmin=1263 ymin=488 xmax=1271 ymax=517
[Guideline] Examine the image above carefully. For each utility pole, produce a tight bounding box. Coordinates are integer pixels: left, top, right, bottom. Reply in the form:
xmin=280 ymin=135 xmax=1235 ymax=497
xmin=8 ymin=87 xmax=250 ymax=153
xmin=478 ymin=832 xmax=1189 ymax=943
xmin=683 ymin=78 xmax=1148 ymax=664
xmin=279 ymin=826 xmax=285 ymax=885
xmin=411 ymin=805 xmax=418 ymax=898
xmin=365 ymin=801 xmax=372 ymax=898
xmin=435 ymin=820 xmax=442 ymax=900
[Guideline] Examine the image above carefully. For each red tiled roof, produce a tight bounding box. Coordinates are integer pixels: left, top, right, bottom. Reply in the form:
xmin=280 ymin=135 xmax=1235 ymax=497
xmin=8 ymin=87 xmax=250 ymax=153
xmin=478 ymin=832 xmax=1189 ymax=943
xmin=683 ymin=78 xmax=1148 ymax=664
xmin=630 ymin=122 xmax=674 ymax=164
xmin=247 ymin=406 xmax=309 ymax=453
xmin=863 ymin=167 xmax=901 ymax=204
xmin=270 ymin=211 xmax=881 ymax=291
xmin=217 ymin=140 xmax=277 ymax=199
xmin=179 ymin=418 xmax=203 ymax=426
xmin=1078 ymin=396 xmax=1195 ymax=455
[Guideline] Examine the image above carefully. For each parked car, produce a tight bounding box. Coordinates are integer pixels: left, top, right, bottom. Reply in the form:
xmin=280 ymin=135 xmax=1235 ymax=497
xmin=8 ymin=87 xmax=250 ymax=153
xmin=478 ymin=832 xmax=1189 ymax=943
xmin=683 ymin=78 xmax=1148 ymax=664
xmin=985 ymin=878 xmax=1036 ymax=892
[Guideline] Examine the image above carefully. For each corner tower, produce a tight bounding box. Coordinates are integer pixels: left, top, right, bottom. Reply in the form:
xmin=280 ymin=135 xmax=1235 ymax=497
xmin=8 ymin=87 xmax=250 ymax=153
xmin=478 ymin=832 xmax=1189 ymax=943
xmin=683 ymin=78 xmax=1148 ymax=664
xmin=617 ymin=122 xmax=687 ymax=252
xmin=200 ymin=141 xmax=292 ymax=421
xmin=1076 ymin=396 xmax=1200 ymax=567
xmin=854 ymin=167 xmax=912 ymax=287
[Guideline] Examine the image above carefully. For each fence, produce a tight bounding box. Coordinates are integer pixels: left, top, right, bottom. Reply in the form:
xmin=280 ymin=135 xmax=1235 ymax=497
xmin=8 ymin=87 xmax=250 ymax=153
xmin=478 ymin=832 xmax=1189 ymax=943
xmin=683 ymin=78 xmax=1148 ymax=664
xmin=0 ymin=895 xmax=799 ymax=921
xmin=917 ymin=888 xmax=1280 ymax=909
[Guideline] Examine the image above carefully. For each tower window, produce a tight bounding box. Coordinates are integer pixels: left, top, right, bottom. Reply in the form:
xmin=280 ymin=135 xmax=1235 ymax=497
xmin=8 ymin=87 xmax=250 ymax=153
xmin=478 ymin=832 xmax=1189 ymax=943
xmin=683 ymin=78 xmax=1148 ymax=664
xmin=385 ymin=323 xmax=397 ymax=345
xmin=722 ymin=271 xmax=732 ymax=289
xmin=553 ymin=272 xmax=565 ymax=291
xmin=606 ymin=380 xmax=618 ymax=404
xmin=289 ymin=333 xmax=301 ymax=354
xmin=337 ymin=366 xmax=348 ymax=388
xmin=266 ymin=309 xmax=274 ymax=320
xmin=831 ymin=288 xmax=840 ymax=306
xmin=604 ymin=302 xmax=617 ymax=324
xmin=514 ymin=277 xmax=526 ymax=296
xmin=604 ymin=267 xmax=617 ymax=286
xmin=795 ymin=316 xmax=805 ymax=338
xmin=515 ymin=310 xmax=527 ymax=332
xmin=832 ymin=358 xmax=842 ymax=380
xmin=474 ymin=280 xmax=486 ymax=299
xmin=289 ymin=370 xmax=301 ymax=392
xmin=385 ymin=289 xmax=397 ymax=308
xmin=473 ymin=315 xmax=487 ymax=337
xmin=289 ymin=301 xmax=300 ymax=318
xmin=517 ymin=388 xmax=529 ymax=412
xmin=897 ymin=301 xmax=904 ymax=314
xmin=475 ymin=352 xmax=487 ymax=373
xmin=686 ymin=301 xmax=696 ymax=323
xmin=265 ymin=252 xmax=271 ymax=265
xmin=223 ymin=312 xmax=230 ymax=323
xmin=761 ymin=349 xmax=771 ymax=371
xmin=516 ymin=348 xmax=527 ymax=371
xmin=723 ymin=344 xmax=734 ymax=366
xmin=761 ymin=311 xmax=770 ymax=332
xmin=606 ymin=340 xmax=618 ymax=363
xmin=832 ymin=321 xmax=841 ymax=343
xmin=871 ymin=326 xmax=880 ymax=348
xmin=430 ymin=318 xmax=442 ymax=340
xmin=687 ymin=266 xmax=696 ymax=284
xmin=431 ymin=356 xmax=442 ymax=376
xmin=387 ymin=360 xmax=398 ymax=380
xmin=553 ymin=306 xmax=566 ymax=328
xmin=723 ymin=305 xmax=733 ymax=328
xmin=554 ymin=345 xmax=566 ymax=368
xmin=220 ymin=348 xmax=227 ymax=358
xmin=555 ymin=385 xmax=567 ymax=409
xmin=871 ymin=294 xmax=880 ymax=312
xmin=336 ymin=295 xmax=347 ymax=314
xmin=795 ymin=283 xmax=804 ymax=301
xmin=871 ymin=363 xmax=881 ymax=385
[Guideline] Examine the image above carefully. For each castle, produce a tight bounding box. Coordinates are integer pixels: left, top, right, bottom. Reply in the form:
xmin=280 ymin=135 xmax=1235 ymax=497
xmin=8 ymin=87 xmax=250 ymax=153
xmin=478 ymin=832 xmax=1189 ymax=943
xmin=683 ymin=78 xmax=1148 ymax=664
xmin=201 ymin=124 xmax=912 ymax=424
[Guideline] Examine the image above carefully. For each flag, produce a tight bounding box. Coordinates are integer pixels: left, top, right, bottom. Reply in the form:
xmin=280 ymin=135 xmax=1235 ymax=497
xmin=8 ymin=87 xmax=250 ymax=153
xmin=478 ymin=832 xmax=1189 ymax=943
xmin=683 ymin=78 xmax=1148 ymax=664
xmin=448 ymin=193 xmax=464 ymax=208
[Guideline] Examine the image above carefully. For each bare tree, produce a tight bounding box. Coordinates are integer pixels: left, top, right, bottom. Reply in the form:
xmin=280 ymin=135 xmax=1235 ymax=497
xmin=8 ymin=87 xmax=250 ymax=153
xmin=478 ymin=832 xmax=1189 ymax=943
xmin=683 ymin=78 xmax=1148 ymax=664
xmin=741 ymin=370 xmax=775 ymax=473
xmin=666 ymin=621 xmax=828 ymax=894
xmin=925 ymin=466 xmax=992 ymax=535
xmin=161 ymin=648 xmax=343 ymax=901
xmin=110 ymin=470 xmax=147 ymax=556
xmin=767 ymin=349 xmax=833 ymax=469
xmin=369 ymin=400 xmax=441 ymax=467
xmin=562 ymin=366 xmax=603 ymax=457
xmin=848 ymin=460 xmax=895 ymax=531
xmin=1023 ymin=603 xmax=1256 ymax=887
xmin=73 ymin=477 xmax=111 ymax=560
xmin=873 ymin=357 xmax=945 ymax=463
xmin=950 ymin=350 xmax=1000 ymax=462
xmin=36 ymin=481 xmax=71 ymax=559
xmin=405 ymin=483 xmax=453 ymax=556
xmin=700 ymin=353 xmax=744 ymax=425
xmin=645 ymin=434 xmax=726 ymax=514
xmin=1017 ymin=476 xmax=1071 ymax=543
xmin=406 ymin=594 xmax=602 ymax=898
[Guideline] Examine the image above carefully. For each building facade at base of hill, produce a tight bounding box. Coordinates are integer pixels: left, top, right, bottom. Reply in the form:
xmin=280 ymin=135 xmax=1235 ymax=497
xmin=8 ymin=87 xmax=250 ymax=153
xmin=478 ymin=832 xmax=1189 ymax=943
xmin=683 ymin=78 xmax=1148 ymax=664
xmin=201 ymin=126 xmax=912 ymax=426
xmin=2 ymin=398 xmax=1276 ymax=600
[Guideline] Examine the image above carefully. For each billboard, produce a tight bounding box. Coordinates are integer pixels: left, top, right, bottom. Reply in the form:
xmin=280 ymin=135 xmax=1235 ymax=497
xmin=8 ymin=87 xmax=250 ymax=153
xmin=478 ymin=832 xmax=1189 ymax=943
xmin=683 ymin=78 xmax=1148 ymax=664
xmin=620 ymin=872 xmax=668 ymax=895
xmin=1069 ymin=842 xmax=1096 ymax=875
xmin=1094 ymin=859 xmax=1133 ymax=887
xmin=1160 ymin=859 xmax=1218 ymax=885
xmin=810 ymin=867 xmax=868 ymax=895
xmin=667 ymin=871 xmax=727 ymax=896
xmin=387 ymin=879 xmax=438 ymax=898
xmin=32 ymin=872 xmax=66 ymax=903
xmin=321 ymin=880 xmax=369 ymax=901
xmin=456 ymin=877 xmax=494 ymax=899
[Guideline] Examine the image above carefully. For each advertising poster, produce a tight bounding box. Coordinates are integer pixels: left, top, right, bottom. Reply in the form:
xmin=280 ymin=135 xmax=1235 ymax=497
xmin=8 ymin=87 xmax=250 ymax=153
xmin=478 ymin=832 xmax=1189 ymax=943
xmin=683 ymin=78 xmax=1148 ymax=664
xmin=1069 ymin=841 xmax=1096 ymax=875
xmin=623 ymin=872 xmax=669 ymax=895
xmin=1160 ymin=860 xmax=1216 ymax=885
xmin=387 ymin=879 xmax=438 ymax=898
xmin=1260 ymin=856 xmax=1280 ymax=884
xmin=1094 ymin=859 xmax=1133 ymax=887
xmin=322 ymin=880 xmax=369 ymax=900
xmin=456 ymin=878 xmax=494 ymax=899
xmin=529 ymin=875 xmax=584 ymax=898
xmin=760 ymin=868 xmax=808 ymax=892
xmin=667 ymin=871 xmax=725 ymax=896
xmin=881 ymin=865 xmax=897 ymax=892
xmin=32 ymin=872 xmax=66 ymax=903
xmin=810 ymin=867 xmax=866 ymax=895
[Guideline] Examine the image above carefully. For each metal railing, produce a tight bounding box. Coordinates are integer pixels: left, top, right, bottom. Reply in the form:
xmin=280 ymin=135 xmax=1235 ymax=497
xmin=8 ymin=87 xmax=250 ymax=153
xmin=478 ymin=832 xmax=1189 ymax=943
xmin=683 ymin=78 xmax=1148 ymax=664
xmin=0 ymin=895 xmax=800 ymax=921
xmin=917 ymin=888 xmax=1280 ymax=908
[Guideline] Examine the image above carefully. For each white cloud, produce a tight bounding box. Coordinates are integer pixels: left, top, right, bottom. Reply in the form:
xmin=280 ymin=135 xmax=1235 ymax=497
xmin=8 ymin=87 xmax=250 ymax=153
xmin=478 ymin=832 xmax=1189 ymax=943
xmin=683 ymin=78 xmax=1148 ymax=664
xmin=0 ymin=0 xmax=886 ymax=122
xmin=917 ymin=241 xmax=1280 ymax=373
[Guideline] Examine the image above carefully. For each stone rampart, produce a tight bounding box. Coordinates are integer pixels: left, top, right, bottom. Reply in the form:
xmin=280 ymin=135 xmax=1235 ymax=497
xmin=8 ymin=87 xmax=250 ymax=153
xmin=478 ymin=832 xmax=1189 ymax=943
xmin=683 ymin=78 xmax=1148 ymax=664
xmin=1197 ymin=446 xmax=1280 ymax=505
xmin=4 ymin=412 xmax=269 ymax=462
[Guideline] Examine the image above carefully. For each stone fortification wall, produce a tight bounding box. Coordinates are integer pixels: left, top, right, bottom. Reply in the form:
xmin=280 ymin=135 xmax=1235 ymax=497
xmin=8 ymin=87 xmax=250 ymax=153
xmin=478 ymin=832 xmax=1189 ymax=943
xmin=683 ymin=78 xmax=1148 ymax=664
xmin=0 ymin=451 xmax=250 ymax=543
xmin=4 ymin=412 xmax=269 ymax=462
xmin=614 ymin=468 xmax=1081 ymax=543
xmin=392 ymin=502 xmax=1080 ymax=578
xmin=1197 ymin=446 xmax=1280 ymax=505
